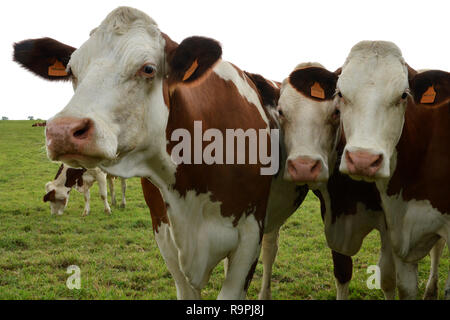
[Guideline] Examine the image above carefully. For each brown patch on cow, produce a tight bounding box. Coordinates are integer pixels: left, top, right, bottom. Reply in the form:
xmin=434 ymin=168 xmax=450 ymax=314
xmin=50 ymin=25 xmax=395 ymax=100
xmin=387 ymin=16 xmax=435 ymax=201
xmin=289 ymin=67 xmax=338 ymax=101
xmin=13 ymin=37 xmax=76 ymax=81
xmin=387 ymin=69 xmax=450 ymax=214
xmin=244 ymin=259 xmax=259 ymax=292
xmin=244 ymin=71 xmax=280 ymax=108
xmin=141 ymin=178 xmax=168 ymax=233
xmin=168 ymin=36 xmax=222 ymax=87
xmin=43 ymin=189 xmax=56 ymax=202
xmin=166 ymin=71 xmax=273 ymax=228
xmin=54 ymin=164 xmax=64 ymax=180
xmin=331 ymin=250 xmax=353 ymax=284
xmin=64 ymin=168 xmax=86 ymax=188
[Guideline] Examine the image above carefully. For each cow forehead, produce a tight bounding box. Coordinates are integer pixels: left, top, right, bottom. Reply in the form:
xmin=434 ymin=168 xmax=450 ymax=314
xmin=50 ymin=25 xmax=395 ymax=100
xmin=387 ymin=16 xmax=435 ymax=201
xmin=338 ymin=41 xmax=408 ymax=99
xmin=69 ymin=7 xmax=164 ymax=75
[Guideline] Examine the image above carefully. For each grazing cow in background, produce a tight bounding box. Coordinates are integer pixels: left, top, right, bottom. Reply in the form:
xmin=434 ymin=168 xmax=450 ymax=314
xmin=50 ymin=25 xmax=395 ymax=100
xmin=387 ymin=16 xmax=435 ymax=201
xmin=337 ymin=41 xmax=450 ymax=299
xmin=14 ymin=7 xmax=307 ymax=299
xmin=32 ymin=122 xmax=46 ymax=127
xmin=44 ymin=163 xmax=111 ymax=216
xmin=107 ymin=174 xmax=127 ymax=208
xmin=277 ymin=62 xmax=447 ymax=299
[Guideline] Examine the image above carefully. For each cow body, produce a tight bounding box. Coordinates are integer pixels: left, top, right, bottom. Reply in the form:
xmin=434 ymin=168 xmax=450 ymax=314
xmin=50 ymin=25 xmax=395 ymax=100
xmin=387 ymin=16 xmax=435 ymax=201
xmin=44 ymin=163 xmax=111 ymax=216
xmin=13 ymin=7 xmax=306 ymax=299
xmin=277 ymin=62 xmax=445 ymax=299
xmin=337 ymin=41 xmax=450 ymax=299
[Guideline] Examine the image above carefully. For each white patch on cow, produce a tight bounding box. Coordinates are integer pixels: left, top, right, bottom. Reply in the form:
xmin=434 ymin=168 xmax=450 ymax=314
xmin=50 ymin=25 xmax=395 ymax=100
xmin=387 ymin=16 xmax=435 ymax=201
xmin=376 ymin=180 xmax=450 ymax=262
xmin=213 ymin=61 xmax=270 ymax=129
xmin=337 ymin=41 xmax=409 ymax=179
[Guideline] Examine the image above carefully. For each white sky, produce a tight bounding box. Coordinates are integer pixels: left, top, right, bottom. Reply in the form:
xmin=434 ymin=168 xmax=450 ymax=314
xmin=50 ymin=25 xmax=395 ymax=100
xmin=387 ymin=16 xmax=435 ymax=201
xmin=1 ymin=0 xmax=449 ymax=119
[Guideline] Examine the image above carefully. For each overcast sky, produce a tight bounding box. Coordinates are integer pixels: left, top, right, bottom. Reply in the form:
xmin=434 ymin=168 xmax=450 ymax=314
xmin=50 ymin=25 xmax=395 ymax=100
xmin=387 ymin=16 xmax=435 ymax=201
xmin=2 ymin=0 xmax=449 ymax=119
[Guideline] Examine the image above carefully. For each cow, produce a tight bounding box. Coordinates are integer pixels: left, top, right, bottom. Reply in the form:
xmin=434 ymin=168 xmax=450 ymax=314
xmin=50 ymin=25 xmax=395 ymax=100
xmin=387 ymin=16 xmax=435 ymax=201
xmin=336 ymin=40 xmax=450 ymax=299
xmin=277 ymin=61 xmax=447 ymax=299
xmin=44 ymin=163 xmax=111 ymax=216
xmin=106 ymin=174 xmax=127 ymax=208
xmin=13 ymin=6 xmax=307 ymax=299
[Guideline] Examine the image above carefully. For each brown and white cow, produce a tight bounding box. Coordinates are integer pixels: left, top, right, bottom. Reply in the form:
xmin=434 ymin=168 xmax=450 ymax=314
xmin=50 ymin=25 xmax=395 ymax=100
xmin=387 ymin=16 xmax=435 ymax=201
xmin=14 ymin=7 xmax=306 ymax=299
xmin=44 ymin=163 xmax=111 ymax=216
xmin=336 ymin=41 xmax=450 ymax=299
xmin=278 ymin=62 xmax=447 ymax=300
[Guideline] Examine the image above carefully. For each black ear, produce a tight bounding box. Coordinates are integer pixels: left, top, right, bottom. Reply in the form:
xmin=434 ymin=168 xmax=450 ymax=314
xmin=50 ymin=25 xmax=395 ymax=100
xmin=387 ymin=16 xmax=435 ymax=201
xmin=289 ymin=66 xmax=338 ymax=101
xmin=410 ymin=70 xmax=450 ymax=107
xmin=43 ymin=189 xmax=56 ymax=202
xmin=13 ymin=37 xmax=76 ymax=81
xmin=168 ymin=36 xmax=222 ymax=85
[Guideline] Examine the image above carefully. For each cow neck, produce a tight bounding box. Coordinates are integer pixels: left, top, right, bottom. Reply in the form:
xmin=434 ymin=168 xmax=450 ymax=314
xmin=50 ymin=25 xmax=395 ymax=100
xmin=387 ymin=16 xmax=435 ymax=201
xmin=386 ymin=98 xmax=450 ymax=214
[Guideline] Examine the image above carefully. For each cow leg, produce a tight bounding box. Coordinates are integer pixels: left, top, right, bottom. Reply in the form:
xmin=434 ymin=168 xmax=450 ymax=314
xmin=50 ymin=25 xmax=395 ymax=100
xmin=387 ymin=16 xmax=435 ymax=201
xmin=155 ymin=223 xmax=201 ymax=299
xmin=393 ymin=254 xmax=418 ymax=300
xmin=107 ymin=176 xmax=116 ymax=207
xmin=258 ymin=228 xmax=280 ymax=300
xmin=120 ymin=178 xmax=126 ymax=208
xmin=378 ymin=230 xmax=396 ymax=300
xmin=331 ymin=250 xmax=352 ymax=300
xmin=424 ymin=237 xmax=445 ymax=300
xmin=218 ymin=219 xmax=261 ymax=300
xmin=82 ymin=189 xmax=90 ymax=216
xmin=98 ymin=174 xmax=111 ymax=215
xmin=445 ymin=241 xmax=450 ymax=300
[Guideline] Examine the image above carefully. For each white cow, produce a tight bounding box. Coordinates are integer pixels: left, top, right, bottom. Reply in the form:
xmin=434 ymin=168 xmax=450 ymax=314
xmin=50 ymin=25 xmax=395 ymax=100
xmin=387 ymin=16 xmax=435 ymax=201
xmin=44 ymin=163 xmax=111 ymax=216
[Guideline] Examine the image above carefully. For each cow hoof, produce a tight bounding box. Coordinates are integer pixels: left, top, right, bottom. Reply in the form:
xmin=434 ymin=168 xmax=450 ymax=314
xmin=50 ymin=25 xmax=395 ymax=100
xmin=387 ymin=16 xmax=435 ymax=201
xmin=120 ymin=203 xmax=126 ymax=209
xmin=105 ymin=209 xmax=112 ymax=215
xmin=445 ymin=289 xmax=450 ymax=300
xmin=82 ymin=210 xmax=89 ymax=216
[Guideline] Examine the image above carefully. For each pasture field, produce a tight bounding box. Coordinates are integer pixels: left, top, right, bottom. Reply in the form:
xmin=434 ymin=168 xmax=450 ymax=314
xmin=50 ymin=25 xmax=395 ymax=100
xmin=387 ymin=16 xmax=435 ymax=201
xmin=0 ymin=120 xmax=448 ymax=300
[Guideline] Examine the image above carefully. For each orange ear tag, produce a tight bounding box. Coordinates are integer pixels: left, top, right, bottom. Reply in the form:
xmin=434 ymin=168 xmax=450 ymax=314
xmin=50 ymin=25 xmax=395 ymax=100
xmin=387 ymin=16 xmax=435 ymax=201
xmin=420 ymin=85 xmax=436 ymax=104
xmin=311 ymin=82 xmax=325 ymax=99
xmin=182 ymin=59 xmax=199 ymax=81
xmin=48 ymin=60 xmax=68 ymax=77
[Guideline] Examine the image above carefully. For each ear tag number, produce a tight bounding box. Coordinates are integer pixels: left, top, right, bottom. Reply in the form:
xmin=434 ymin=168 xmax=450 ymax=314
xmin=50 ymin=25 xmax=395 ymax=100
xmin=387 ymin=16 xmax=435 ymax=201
xmin=420 ymin=85 xmax=436 ymax=104
xmin=48 ymin=60 xmax=68 ymax=77
xmin=311 ymin=82 xmax=325 ymax=99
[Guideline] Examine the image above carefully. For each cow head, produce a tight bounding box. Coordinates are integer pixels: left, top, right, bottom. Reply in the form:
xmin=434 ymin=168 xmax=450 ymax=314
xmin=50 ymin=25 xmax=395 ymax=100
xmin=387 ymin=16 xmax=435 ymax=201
xmin=43 ymin=181 xmax=70 ymax=215
xmin=336 ymin=41 xmax=410 ymax=181
xmin=337 ymin=40 xmax=450 ymax=182
xmin=14 ymin=7 xmax=222 ymax=178
xmin=278 ymin=63 xmax=340 ymax=187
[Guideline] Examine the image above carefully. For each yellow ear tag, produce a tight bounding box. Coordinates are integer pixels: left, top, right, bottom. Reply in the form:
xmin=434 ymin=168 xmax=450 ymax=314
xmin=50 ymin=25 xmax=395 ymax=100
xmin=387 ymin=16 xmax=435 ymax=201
xmin=182 ymin=59 xmax=198 ymax=81
xmin=311 ymin=82 xmax=325 ymax=99
xmin=48 ymin=60 xmax=68 ymax=77
xmin=420 ymin=85 xmax=436 ymax=104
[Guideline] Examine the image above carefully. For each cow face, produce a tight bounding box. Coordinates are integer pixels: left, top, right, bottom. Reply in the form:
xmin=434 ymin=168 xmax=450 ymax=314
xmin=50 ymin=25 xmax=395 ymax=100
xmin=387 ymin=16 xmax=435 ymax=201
xmin=337 ymin=41 xmax=409 ymax=181
xmin=43 ymin=181 xmax=70 ymax=215
xmin=14 ymin=7 xmax=222 ymax=177
xmin=279 ymin=63 xmax=340 ymax=187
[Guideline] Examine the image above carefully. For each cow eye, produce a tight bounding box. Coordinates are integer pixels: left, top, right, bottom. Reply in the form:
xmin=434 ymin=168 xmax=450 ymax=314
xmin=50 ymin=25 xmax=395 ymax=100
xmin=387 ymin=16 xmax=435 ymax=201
xmin=331 ymin=108 xmax=340 ymax=121
xmin=337 ymin=91 xmax=343 ymax=98
xmin=401 ymin=92 xmax=408 ymax=99
xmin=139 ymin=64 xmax=156 ymax=78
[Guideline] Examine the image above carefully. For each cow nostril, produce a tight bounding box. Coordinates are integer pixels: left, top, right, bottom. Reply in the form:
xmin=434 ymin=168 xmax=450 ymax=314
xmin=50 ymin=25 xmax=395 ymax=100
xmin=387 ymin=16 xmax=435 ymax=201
xmin=311 ymin=160 xmax=321 ymax=173
xmin=371 ymin=154 xmax=383 ymax=168
xmin=345 ymin=151 xmax=354 ymax=165
xmin=73 ymin=119 xmax=91 ymax=139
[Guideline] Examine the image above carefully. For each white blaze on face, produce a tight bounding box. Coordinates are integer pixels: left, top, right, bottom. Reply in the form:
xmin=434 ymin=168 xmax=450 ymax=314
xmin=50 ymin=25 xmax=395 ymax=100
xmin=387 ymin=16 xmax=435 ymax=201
xmin=49 ymin=7 xmax=168 ymax=172
xmin=337 ymin=41 xmax=409 ymax=180
xmin=279 ymin=63 xmax=340 ymax=184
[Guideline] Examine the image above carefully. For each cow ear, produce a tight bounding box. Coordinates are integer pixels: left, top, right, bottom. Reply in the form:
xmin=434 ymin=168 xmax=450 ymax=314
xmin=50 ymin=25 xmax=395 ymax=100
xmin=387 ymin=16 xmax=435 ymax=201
xmin=43 ymin=189 xmax=56 ymax=202
xmin=13 ymin=37 xmax=76 ymax=81
xmin=168 ymin=36 xmax=222 ymax=85
xmin=289 ymin=66 xmax=338 ymax=101
xmin=410 ymin=70 xmax=450 ymax=108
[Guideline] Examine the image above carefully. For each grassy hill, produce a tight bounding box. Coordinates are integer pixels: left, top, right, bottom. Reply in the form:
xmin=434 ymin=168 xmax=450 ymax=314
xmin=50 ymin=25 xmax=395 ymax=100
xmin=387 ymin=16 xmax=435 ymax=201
xmin=0 ymin=120 xmax=447 ymax=299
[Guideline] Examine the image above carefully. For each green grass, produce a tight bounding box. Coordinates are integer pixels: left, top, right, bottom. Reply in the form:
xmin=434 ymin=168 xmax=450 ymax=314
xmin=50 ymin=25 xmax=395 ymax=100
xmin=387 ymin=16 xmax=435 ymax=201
xmin=0 ymin=120 xmax=448 ymax=299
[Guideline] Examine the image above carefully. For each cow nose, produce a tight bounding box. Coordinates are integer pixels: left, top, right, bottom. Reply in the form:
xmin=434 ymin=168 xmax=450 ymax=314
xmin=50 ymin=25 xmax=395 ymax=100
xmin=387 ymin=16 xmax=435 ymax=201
xmin=46 ymin=117 xmax=94 ymax=157
xmin=287 ymin=157 xmax=322 ymax=183
xmin=345 ymin=150 xmax=383 ymax=177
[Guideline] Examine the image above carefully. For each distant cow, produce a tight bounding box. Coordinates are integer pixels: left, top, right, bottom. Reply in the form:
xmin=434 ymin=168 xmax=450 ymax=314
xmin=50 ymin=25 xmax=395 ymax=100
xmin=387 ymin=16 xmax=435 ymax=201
xmin=44 ymin=164 xmax=111 ymax=216
xmin=32 ymin=122 xmax=46 ymax=127
xmin=107 ymin=174 xmax=127 ymax=208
